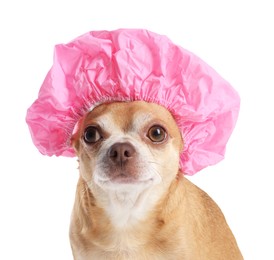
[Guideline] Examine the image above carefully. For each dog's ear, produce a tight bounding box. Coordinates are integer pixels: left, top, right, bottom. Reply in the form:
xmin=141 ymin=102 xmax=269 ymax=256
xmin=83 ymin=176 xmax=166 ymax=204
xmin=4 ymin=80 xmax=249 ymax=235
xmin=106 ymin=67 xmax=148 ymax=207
xmin=70 ymin=117 xmax=85 ymax=153
xmin=71 ymin=135 xmax=80 ymax=153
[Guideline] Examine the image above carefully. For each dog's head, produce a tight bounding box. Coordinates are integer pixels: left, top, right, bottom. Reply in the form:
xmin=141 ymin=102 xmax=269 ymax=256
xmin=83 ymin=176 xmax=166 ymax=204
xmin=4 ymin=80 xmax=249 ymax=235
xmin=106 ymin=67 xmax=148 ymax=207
xmin=71 ymin=101 xmax=183 ymax=194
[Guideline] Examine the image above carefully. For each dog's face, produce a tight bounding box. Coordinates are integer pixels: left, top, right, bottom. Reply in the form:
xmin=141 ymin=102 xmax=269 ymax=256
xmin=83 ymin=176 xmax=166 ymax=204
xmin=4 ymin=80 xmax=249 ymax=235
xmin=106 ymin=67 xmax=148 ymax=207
xmin=71 ymin=101 xmax=183 ymax=194
xmin=70 ymin=101 xmax=243 ymax=258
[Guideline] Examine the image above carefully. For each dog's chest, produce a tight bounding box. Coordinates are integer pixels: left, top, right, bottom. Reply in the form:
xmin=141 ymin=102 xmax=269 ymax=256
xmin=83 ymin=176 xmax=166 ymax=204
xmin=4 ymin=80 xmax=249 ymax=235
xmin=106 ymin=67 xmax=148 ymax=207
xmin=75 ymin=229 xmax=150 ymax=259
xmin=75 ymin=221 xmax=187 ymax=260
xmin=80 ymin=236 xmax=184 ymax=260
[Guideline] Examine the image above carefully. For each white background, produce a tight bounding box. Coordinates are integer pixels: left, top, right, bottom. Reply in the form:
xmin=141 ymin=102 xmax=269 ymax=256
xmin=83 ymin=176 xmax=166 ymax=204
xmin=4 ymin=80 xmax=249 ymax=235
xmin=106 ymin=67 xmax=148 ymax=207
xmin=0 ymin=0 xmax=273 ymax=259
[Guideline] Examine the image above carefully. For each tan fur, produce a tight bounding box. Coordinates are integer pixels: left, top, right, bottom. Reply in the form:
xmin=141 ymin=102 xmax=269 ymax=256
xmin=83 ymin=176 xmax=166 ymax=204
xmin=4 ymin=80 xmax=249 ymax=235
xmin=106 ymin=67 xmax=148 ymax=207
xmin=70 ymin=101 xmax=243 ymax=259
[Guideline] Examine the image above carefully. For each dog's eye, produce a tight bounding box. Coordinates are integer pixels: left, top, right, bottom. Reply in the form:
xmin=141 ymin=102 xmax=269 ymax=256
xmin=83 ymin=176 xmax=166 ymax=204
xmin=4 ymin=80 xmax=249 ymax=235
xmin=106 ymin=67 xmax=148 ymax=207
xmin=147 ymin=125 xmax=167 ymax=143
xmin=83 ymin=126 xmax=101 ymax=144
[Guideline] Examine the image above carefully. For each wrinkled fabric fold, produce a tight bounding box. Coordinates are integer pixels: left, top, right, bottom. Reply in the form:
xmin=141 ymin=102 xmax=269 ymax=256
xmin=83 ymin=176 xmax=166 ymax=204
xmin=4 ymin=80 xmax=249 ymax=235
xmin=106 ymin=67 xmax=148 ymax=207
xmin=26 ymin=29 xmax=240 ymax=175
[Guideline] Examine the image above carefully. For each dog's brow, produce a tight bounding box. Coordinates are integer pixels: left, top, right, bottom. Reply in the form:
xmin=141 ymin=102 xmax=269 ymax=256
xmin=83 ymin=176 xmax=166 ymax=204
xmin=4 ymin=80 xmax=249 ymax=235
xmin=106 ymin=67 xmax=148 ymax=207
xmin=132 ymin=113 xmax=153 ymax=129
xmin=91 ymin=111 xmax=153 ymax=134
xmin=135 ymin=113 xmax=152 ymax=122
xmin=96 ymin=114 xmax=116 ymax=131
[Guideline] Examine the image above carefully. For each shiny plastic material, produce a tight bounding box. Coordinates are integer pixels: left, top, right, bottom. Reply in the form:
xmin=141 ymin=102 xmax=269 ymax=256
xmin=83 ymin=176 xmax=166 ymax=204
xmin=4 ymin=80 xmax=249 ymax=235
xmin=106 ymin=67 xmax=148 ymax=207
xmin=26 ymin=29 xmax=240 ymax=175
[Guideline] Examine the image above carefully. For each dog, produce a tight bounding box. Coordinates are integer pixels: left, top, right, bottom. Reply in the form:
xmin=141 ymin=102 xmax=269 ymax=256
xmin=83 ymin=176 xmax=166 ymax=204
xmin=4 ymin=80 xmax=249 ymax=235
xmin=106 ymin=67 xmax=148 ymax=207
xmin=69 ymin=101 xmax=243 ymax=259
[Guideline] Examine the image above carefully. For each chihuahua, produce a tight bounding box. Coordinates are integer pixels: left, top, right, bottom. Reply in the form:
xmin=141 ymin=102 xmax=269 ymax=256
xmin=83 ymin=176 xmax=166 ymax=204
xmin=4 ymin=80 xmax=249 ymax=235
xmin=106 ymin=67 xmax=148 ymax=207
xmin=69 ymin=101 xmax=242 ymax=259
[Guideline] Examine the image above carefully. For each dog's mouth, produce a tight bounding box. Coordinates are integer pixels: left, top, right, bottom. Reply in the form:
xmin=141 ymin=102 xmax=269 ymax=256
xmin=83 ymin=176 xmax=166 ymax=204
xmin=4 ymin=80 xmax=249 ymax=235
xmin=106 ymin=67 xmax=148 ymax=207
xmin=110 ymin=173 xmax=138 ymax=183
xmin=109 ymin=173 xmax=154 ymax=184
xmin=94 ymin=169 xmax=158 ymax=190
xmin=99 ymin=171 xmax=154 ymax=184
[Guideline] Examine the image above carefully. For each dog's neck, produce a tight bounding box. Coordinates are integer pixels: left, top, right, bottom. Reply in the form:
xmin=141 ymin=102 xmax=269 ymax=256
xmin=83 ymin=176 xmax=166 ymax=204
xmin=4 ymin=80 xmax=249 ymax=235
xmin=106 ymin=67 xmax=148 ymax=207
xmin=104 ymin=186 xmax=159 ymax=228
xmin=75 ymin=177 xmax=173 ymax=230
xmin=92 ymin=181 xmax=165 ymax=229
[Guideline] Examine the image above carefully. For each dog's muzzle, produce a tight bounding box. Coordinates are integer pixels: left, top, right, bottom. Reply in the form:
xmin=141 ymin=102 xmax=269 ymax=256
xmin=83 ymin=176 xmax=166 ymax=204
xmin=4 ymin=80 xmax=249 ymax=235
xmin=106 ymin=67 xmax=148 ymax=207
xmin=104 ymin=142 xmax=139 ymax=180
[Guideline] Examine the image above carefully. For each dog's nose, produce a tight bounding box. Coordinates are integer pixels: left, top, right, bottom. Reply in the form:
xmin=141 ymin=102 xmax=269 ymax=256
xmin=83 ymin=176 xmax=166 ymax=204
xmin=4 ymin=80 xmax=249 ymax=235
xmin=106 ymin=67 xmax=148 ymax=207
xmin=108 ymin=142 xmax=136 ymax=165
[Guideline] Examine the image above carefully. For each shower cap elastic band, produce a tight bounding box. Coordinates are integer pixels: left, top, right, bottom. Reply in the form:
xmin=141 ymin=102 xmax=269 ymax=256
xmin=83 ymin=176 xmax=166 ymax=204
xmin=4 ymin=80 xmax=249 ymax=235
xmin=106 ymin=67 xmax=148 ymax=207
xmin=26 ymin=29 xmax=240 ymax=175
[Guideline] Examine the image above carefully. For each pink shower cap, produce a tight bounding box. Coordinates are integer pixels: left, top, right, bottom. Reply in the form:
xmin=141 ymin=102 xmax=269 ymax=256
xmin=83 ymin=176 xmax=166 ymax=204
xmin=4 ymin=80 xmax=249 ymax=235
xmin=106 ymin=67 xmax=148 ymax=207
xmin=26 ymin=29 xmax=240 ymax=175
